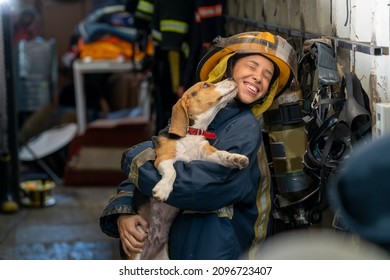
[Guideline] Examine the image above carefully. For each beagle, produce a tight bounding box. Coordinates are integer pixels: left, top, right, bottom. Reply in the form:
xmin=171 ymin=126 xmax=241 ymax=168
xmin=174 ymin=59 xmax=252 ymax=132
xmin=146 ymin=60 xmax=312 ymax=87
xmin=127 ymin=78 xmax=249 ymax=260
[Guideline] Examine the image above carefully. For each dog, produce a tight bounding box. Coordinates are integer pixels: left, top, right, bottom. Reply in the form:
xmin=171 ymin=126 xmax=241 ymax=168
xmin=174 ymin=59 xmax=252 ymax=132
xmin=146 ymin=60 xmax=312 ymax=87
xmin=125 ymin=78 xmax=249 ymax=260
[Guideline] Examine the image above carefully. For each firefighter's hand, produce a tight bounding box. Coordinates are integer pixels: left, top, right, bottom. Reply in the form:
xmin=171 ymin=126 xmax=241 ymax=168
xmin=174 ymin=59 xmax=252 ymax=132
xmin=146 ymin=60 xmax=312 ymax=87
xmin=117 ymin=214 xmax=148 ymax=257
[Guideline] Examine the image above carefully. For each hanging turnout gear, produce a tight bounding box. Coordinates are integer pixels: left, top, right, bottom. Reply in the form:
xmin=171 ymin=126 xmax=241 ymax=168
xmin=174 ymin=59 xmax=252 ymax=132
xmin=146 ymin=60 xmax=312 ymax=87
xmin=265 ymin=37 xmax=372 ymax=229
xmin=297 ymin=38 xmax=344 ymax=222
xmin=303 ymin=70 xmax=372 ymax=201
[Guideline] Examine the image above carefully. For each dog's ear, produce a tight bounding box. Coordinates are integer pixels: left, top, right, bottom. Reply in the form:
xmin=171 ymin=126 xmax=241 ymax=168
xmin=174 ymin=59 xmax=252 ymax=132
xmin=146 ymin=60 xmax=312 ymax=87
xmin=169 ymin=97 xmax=189 ymax=137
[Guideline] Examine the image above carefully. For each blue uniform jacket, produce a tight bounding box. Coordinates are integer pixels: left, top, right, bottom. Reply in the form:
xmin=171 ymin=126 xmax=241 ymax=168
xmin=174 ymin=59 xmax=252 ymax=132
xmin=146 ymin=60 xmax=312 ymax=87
xmin=100 ymin=102 xmax=272 ymax=259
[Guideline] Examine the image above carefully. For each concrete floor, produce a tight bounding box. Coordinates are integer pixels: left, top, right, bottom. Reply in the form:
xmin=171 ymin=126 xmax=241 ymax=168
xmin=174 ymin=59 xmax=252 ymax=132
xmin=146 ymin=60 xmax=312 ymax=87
xmin=2 ymin=183 xmax=389 ymax=261
xmin=0 ymin=185 xmax=121 ymax=260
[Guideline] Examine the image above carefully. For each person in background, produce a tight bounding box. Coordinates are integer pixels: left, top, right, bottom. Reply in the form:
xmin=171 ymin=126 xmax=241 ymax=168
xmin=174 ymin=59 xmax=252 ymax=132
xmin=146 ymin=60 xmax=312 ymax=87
xmin=100 ymin=31 xmax=298 ymax=259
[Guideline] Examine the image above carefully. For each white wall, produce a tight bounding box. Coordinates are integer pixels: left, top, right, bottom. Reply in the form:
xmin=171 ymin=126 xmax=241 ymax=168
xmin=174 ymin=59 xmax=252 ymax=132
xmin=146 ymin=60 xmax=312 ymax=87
xmin=350 ymin=0 xmax=390 ymax=127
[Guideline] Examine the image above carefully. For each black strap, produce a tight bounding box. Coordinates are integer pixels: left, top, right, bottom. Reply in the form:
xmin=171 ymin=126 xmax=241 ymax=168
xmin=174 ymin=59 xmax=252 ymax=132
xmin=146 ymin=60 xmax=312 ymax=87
xmin=338 ymin=72 xmax=372 ymax=144
xmin=304 ymin=72 xmax=372 ymax=176
xmin=263 ymin=102 xmax=303 ymax=126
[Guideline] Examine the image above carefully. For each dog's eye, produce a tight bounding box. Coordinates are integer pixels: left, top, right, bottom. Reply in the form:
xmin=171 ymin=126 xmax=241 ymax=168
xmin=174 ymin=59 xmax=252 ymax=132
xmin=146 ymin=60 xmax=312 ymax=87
xmin=203 ymin=82 xmax=211 ymax=88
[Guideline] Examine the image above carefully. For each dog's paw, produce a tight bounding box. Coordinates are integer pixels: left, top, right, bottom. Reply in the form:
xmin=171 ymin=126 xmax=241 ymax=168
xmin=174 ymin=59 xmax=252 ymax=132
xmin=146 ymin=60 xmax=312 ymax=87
xmin=230 ymin=154 xmax=249 ymax=169
xmin=152 ymin=184 xmax=172 ymax=202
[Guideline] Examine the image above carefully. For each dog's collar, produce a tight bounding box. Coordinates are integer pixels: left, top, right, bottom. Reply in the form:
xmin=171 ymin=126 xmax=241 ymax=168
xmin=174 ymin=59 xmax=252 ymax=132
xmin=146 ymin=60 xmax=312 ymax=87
xmin=187 ymin=127 xmax=217 ymax=139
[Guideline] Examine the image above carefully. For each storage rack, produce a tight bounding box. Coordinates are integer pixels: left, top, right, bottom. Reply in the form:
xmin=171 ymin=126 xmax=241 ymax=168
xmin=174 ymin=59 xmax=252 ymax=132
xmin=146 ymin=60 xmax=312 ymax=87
xmin=225 ymin=15 xmax=389 ymax=56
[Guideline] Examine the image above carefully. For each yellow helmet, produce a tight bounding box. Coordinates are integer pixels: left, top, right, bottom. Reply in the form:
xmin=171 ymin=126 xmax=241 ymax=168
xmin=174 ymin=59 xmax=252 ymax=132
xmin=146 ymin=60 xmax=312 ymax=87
xmin=196 ymin=31 xmax=298 ymax=115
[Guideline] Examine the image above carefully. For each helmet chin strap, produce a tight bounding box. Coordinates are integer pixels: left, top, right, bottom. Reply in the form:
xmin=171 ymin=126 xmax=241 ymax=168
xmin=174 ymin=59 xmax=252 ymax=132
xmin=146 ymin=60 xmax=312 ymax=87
xmin=251 ymin=78 xmax=279 ymax=117
xmin=206 ymin=53 xmax=235 ymax=83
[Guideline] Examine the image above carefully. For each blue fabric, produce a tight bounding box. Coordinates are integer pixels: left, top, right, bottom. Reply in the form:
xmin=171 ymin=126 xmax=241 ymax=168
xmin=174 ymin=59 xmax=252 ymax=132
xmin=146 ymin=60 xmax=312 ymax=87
xmin=76 ymin=22 xmax=138 ymax=43
xmin=100 ymin=102 xmax=267 ymax=259
xmin=328 ymin=134 xmax=390 ymax=249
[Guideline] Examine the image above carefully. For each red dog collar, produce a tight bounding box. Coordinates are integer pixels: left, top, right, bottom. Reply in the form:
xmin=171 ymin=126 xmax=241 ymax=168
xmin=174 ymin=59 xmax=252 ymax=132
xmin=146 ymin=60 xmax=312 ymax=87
xmin=187 ymin=127 xmax=217 ymax=139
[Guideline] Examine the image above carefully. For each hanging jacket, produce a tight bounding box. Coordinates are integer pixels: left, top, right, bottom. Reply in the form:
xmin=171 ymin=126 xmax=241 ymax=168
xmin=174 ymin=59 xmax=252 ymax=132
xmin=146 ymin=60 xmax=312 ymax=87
xmin=100 ymin=102 xmax=272 ymax=259
xmin=150 ymin=0 xmax=194 ymax=51
xmin=126 ymin=0 xmax=154 ymax=31
xmin=181 ymin=0 xmax=226 ymax=89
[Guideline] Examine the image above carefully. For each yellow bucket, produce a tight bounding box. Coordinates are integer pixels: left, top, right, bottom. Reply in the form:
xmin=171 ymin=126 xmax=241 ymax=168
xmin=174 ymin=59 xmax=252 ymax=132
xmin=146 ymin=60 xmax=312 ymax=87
xmin=20 ymin=179 xmax=56 ymax=207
